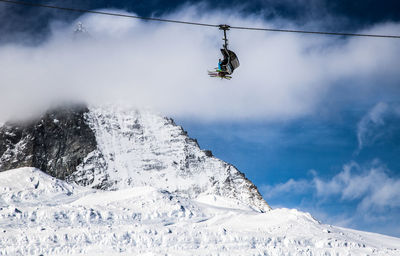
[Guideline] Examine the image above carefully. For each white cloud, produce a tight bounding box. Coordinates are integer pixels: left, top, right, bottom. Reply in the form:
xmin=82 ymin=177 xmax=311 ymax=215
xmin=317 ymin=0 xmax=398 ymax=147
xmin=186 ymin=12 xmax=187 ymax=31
xmin=356 ymin=102 xmax=400 ymax=152
xmin=356 ymin=102 xmax=388 ymax=151
xmin=265 ymin=161 xmax=400 ymax=212
xmin=315 ymin=161 xmax=400 ymax=215
xmin=1 ymin=7 xmax=400 ymax=122
xmin=262 ymin=178 xmax=312 ymax=199
xmin=262 ymin=161 xmax=400 ymax=234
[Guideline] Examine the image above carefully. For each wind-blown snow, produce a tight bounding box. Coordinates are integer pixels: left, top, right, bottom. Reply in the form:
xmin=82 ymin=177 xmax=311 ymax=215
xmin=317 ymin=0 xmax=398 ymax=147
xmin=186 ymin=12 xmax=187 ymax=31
xmin=1 ymin=168 xmax=400 ymax=255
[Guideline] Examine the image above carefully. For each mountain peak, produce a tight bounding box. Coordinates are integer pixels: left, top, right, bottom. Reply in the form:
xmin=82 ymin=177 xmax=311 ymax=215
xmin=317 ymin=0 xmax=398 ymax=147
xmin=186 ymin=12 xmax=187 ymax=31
xmin=0 ymin=104 xmax=270 ymax=212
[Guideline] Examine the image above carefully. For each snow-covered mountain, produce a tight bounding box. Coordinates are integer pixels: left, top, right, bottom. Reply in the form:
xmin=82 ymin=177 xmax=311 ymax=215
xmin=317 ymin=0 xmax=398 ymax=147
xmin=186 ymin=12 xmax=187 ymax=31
xmin=0 ymin=105 xmax=269 ymax=212
xmin=1 ymin=105 xmax=400 ymax=255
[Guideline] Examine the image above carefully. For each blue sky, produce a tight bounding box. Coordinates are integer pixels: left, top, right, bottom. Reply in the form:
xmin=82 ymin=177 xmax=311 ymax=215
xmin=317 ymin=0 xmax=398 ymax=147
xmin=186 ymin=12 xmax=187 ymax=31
xmin=1 ymin=0 xmax=400 ymax=237
xmin=177 ymin=102 xmax=400 ymax=236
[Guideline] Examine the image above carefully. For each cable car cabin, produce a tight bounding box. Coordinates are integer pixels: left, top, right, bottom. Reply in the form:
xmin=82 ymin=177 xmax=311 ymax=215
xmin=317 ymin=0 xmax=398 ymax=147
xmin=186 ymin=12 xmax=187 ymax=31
xmin=220 ymin=48 xmax=240 ymax=75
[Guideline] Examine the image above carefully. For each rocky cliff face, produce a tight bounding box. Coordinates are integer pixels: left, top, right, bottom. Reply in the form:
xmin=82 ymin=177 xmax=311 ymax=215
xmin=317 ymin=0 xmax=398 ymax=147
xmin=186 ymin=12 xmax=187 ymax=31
xmin=0 ymin=105 xmax=270 ymax=212
xmin=0 ymin=105 xmax=96 ymax=179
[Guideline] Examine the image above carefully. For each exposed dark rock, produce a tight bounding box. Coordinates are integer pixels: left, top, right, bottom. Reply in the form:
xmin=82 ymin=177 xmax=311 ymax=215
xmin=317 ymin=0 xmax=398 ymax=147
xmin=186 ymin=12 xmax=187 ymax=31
xmin=0 ymin=105 xmax=97 ymax=180
xmin=203 ymin=150 xmax=213 ymax=157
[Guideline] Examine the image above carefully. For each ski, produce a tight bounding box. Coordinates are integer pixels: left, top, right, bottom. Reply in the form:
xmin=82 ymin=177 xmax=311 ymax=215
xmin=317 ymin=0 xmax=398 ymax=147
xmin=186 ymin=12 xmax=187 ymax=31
xmin=208 ymin=71 xmax=232 ymax=80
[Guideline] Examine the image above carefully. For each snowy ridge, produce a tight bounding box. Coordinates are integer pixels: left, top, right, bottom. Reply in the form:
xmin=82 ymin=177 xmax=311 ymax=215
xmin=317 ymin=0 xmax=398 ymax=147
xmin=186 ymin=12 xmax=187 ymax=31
xmin=1 ymin=168 xmax=400 ymax=255
xmin=69 ymin=106 xmax=270 ymax=212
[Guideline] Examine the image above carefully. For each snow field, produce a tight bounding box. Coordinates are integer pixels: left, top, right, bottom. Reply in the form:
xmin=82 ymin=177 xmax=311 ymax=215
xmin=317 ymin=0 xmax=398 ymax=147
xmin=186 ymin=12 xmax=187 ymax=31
xmin=1 ymin=168 xmax=400 ymax=255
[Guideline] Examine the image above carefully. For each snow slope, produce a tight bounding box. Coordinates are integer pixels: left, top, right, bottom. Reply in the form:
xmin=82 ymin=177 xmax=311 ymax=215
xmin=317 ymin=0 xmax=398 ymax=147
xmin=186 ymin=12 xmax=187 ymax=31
xmin=1 ymin=168 xmax=400 ymax=255
xmin=69 ymin=106 xmax=270 ymax=212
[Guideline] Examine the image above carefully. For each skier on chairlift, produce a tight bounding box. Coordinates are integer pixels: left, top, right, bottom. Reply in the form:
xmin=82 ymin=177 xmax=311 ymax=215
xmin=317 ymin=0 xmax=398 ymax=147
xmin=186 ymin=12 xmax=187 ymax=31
xmin=209 ymin=25 xmax=240 ymax=79
xmin=218 ymin=59 xmax=223 ymax=71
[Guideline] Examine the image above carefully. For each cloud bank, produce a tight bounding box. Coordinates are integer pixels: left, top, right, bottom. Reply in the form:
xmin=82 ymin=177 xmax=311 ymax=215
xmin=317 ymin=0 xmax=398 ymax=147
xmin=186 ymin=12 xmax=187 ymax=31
xmin=314 ymin=162 xmax=400 ymax=211
xmin=264 ymin=160 xmax=400 ymax=211
xmin=262 ymin=160 xmax=400 ymax=235
xmin=356 ymin=102 xmax=400 ymax=152
xmin=1 ymin=6 xmax=400 ymax=123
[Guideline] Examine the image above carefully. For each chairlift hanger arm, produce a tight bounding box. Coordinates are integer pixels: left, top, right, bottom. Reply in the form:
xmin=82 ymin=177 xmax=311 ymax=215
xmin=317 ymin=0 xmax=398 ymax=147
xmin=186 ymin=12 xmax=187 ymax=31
xmin=219 ymin=24 xmax=230 ymax=49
